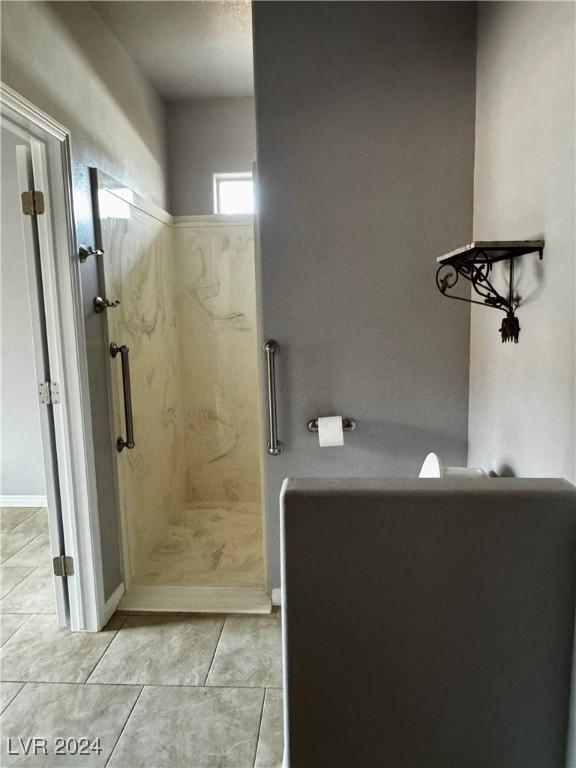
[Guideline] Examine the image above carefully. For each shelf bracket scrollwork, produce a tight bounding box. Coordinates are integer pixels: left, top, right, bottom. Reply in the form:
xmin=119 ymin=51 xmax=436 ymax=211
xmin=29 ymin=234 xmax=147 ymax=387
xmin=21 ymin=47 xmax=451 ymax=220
xmin=435 ymin=241 xmax=544 ymax=343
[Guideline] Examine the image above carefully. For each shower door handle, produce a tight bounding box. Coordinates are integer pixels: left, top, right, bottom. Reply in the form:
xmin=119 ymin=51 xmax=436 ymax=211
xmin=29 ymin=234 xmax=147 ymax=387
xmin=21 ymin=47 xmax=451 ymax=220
xmin=263 ymin=340 xmax=283 ymax=456
xmin=110 ymin=342 xmax=135 ymax=452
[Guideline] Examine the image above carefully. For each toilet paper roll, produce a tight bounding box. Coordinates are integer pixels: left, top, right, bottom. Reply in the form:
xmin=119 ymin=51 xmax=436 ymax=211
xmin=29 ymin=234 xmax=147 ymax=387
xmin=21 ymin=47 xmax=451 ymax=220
xmin=317 ymin=416 xmax=344 ymax=447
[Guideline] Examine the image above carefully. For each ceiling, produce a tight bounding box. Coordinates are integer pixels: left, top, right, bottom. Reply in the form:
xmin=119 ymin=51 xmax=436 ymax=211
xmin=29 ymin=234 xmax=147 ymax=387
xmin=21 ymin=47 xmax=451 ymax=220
xmin=91 ymin=1 xmax=254 ymax=100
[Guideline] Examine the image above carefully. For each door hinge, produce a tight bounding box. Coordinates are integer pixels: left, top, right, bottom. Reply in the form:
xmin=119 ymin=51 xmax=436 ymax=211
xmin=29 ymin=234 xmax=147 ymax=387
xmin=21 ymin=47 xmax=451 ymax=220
xmin=38 ymin=381 xmax=60 ymax=405
xmin=21 ymin=190 xmax=45 ymax=216
xmin=53 ymin=555 xmax=74 ymax=577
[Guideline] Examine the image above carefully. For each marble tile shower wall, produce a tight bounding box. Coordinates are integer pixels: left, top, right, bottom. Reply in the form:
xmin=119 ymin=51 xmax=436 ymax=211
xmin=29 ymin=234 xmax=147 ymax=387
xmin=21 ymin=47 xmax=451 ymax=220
xmin=101 ymin=205 xmax=262 ymax=581
xmin=174 ymin=221 xmax=263 ymax=504
xmin=101 ymin=206 xmax=187 ymax=580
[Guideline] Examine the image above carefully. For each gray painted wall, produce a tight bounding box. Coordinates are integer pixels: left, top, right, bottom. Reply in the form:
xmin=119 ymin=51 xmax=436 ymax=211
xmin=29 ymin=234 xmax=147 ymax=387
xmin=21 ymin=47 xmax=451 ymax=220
xmin=167 ymin=97 xmax=256 ymax=215
xmin=469 ymin=1 xmax=575 ymax=482
xmin=253 ymin=1 xmax=477 ymax=588
xmin=1 ymin=0 xmax=167 ymax=598
xmin=1 ymin=128 xmax=46 ymax=498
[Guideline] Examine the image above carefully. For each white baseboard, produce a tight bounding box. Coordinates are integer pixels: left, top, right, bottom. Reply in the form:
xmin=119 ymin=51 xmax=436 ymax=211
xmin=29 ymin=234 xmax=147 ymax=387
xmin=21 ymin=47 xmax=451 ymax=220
xmin=0 ymin=495 xmax=47 ymax=507
xmin=119 ymin=585 xmax=272 ymax=614
xmin=271 ymin=587 xmax=282 ymax=607
xmin=104 ymin=582 xmax=125 ymax=625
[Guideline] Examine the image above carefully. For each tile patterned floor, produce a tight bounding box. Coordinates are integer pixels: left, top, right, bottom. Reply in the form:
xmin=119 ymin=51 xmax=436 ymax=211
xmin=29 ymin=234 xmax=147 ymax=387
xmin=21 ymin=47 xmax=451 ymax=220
xmin=207 ymin=617 xmax=283 ymax=688
xmin=0 ymin=508 xmax=284 ymax=767
xmin=0 ymin=613 xmax=284 ymax=767
xmin=0 ymin=507 xmax=54 ymax=614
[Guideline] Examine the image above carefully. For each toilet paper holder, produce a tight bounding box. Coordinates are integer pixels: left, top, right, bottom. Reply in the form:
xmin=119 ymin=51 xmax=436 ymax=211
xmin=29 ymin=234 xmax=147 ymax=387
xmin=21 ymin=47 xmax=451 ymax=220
xmin=307 ymin=417 xmax=357 ymax=433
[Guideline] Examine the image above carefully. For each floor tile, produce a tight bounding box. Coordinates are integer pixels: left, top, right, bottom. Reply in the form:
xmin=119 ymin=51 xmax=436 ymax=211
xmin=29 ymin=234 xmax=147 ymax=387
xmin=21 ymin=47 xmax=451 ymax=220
xmin=0 ymin=568 xmax=56 ymax=614
xmin=255 ymin=689 xmax=284 ymax=768
xmin=10 ymin=509 xmax=48 ymax=537
xmin=0 ymin=533 xmax=36 ymax=565
xmin=88 ymin=614 xmax=223 ymax=686
xmin=0 ymin=509 xmax=39 ymax=534
xmin=2 ymin=533 xmax=52 ymax=568
xmin=0 ymin=682 xmax=140 ymax=766
xmin=0 ymin=566 xmax=34 ymax=600
xmin=0 ymin=682 xmax=23 ymax=713
xmin=0 ymin=615 xmax=30 ymax=647
xmin=108 ymin=685 xmax=264 ymax=768
xmin=207 ymin=616 xmax=283 ymax=688
xmin=0 ymin=615 xmax=122 ymax=683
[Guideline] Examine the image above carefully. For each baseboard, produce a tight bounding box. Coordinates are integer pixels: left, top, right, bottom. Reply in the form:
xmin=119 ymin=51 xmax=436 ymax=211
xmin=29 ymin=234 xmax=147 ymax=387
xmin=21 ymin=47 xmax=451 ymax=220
xmin=271 ymin=587 xmax=282 ymax=607
xmin=0 ymin=495 xmax=47 ymax=507
xmin=104 ymin=582 xmax=125 ymax=625
xmin=118 ymin=585 xmax=272 ymax=614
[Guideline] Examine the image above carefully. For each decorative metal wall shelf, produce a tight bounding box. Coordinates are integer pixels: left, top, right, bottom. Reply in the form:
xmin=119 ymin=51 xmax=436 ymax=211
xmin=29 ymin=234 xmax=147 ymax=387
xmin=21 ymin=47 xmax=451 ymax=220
xmin=436 ymin=241 xmax=544 ymax=343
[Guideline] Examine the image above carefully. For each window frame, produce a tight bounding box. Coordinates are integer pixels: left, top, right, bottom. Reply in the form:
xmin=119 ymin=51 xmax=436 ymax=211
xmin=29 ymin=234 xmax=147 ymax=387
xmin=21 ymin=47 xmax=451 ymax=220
xmin=213 ymin=171 xmax=254 ymax=215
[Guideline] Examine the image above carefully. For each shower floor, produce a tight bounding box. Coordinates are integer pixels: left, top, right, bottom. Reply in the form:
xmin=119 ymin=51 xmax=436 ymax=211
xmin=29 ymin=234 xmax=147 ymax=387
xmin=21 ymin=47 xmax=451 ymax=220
xmin=132 ymin=502 xmax=265 ymax=588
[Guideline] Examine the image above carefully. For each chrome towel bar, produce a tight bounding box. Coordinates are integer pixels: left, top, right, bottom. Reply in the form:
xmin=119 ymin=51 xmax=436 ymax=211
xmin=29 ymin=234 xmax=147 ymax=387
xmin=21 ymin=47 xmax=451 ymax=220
xmin=263 ymin=340 xmax=283 ymax=456
xmin=110 ymin=342 xmax=135 ymax=452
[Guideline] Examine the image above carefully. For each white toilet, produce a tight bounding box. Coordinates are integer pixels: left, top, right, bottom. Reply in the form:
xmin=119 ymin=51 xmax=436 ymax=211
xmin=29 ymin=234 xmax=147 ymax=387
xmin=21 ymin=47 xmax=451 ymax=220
xmin=419 ymin=452 xmax=487 ymax=479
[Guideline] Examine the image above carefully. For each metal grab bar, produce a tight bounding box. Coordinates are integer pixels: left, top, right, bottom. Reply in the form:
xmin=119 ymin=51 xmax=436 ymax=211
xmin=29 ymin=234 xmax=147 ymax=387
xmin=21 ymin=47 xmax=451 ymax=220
xmin=263 ymin=339 xmax=283 ymax=456
xmin=110 ymin=342 xmax=135 ymax=452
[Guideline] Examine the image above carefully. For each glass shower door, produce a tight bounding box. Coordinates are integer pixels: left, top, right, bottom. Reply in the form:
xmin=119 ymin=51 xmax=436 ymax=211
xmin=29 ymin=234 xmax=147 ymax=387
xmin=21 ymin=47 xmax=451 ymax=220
xmin=91 ymin=169 xmax=187 ymax=590
xmin=91 ymin=170 xmax=267 ymax=611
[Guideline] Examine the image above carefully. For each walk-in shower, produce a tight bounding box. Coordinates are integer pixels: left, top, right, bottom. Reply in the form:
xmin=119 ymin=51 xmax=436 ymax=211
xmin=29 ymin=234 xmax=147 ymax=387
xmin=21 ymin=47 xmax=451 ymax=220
xmin=91 ymin=170 xmax=267 ymax=612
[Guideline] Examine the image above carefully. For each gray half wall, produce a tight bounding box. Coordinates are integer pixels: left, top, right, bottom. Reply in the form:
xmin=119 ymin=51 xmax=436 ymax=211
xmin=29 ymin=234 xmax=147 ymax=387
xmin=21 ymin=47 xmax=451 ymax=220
xmin=252 ymin=1 xmax=477 ymax=587
xmin=281 ymin=477 xmax=576 ymax=767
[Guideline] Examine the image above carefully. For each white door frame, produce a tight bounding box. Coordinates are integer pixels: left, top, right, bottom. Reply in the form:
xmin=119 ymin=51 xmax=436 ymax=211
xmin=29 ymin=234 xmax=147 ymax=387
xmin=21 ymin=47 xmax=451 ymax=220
xmin=9 ymin=129 xmax=69 ymax=625
xmin=1 ymin=83 xmax=105 ymax=632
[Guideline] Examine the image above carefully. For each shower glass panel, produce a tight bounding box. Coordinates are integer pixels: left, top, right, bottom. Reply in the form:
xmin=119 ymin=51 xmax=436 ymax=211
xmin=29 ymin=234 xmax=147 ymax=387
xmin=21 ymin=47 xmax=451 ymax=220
xmin=91 ymin=171 xmax=265 ymax=599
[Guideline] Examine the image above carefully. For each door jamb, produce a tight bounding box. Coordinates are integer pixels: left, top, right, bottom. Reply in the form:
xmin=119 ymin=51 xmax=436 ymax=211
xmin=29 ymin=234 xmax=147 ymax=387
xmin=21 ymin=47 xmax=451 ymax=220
xmin=1 ymin=83 xmax=106 ymax=631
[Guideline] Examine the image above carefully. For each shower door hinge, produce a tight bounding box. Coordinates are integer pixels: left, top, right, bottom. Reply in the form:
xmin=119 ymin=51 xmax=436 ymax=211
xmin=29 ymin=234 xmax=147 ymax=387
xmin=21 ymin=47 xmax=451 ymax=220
xmin=38 ymin=381 xmax=60 ymax=405
xmin=53 ymin=555 xmax=74 ymax=577
xmin=21 ymin=190 xmax=45 ymax=216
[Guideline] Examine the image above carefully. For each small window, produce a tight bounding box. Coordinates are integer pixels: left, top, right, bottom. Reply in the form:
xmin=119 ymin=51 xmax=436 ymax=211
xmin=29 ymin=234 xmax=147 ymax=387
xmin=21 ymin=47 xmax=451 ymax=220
xmin=213 ymin=172 xmax=254 ymax=215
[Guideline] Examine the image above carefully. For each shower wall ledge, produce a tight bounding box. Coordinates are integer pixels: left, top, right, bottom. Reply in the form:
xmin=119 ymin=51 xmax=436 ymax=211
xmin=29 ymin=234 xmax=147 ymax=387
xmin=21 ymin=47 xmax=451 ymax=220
xmin=173 ymin=214 xmax=254 ymax=228
xmin=99 ymin=170 xmax=173 ymax=226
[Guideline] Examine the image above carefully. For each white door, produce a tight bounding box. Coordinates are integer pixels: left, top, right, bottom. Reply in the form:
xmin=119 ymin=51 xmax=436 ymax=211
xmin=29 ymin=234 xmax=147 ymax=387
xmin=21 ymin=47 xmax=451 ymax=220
xmin=1 ymin=122 xmax=69 ymax=625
